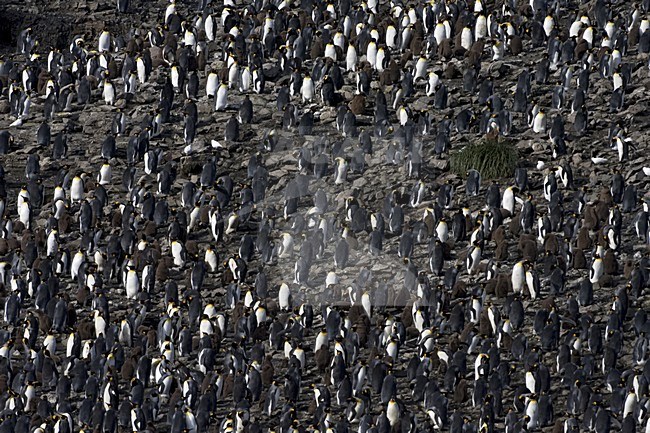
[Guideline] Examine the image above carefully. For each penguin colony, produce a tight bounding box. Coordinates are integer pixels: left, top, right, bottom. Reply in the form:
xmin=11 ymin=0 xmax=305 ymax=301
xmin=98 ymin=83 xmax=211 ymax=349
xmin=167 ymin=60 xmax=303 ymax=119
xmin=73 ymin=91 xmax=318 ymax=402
xmin=2 ymin=0 xmax=650 ymax=432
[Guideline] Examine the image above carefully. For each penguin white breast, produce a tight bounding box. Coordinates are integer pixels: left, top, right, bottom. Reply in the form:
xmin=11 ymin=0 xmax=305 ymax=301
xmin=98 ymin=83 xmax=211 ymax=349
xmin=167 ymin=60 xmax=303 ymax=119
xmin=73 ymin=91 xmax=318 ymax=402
xmin=346 ymin=46 xmax=357 ymax=71
xmin=206 ymin=73 xmax=218 ymax=97
xmin=374 ymin=48 xmax=385 ymax=72
xmin=366 ymin=43 xmax=377 ymax=69
xmin=386 ymin=26 xmax=397 ymax=48
xmin=641 ymin=20 xmax=650 ymax=34
xmin=533 ymin=113 xmax=546 ymax=133
xmin=543 ymin=16 xmax=554 ymax=36
xmin=461 ymin=28 xmax=473 ymax=51
xmin=216 ymin=85 xmax=228 ymax=110
xmin=434 ymin=24 xmax=446 ymax=45
xmin=569 ymin=21 xmax=582 ymax=37
xmin=415 ymin=58 xmax=427 ymax=79
xmin=583 ymin=27 xmax=594 ymax=45
xmin=475 ymin=16 xmax=487 ymax=39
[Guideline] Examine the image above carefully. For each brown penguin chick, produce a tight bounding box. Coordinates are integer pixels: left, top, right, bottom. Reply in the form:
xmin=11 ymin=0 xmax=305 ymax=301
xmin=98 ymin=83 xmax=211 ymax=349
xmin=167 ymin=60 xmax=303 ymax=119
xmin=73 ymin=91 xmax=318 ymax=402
xmin=629 ymin=24 xmax=640 ymax=46
xmin=59 ymin=211 xmax=73 ymax=234
xmin=495 ymin=273 xmax=512 ymax=298
xmin=163 ymin=31 xmax=178 ymax=51
xmin=599 ymin=274 xmax=613 ymax=287
xmin=77 ymin=319 xmax=95 ymax=340
xmin=121 ymin=359 xmax=137 ymax=382
xmin=149 ymin=239 xmax=163 ymax=259
xmin=573 ymin=38 xmax=589 ymax=60
xmin=146 ymin=329 xmax=157 ymax=348
xmin=594 ymin=201 xmax=610 ymax=224
xmin=452 ymin=14 xmax=465 ymax=35
xmin=85 ymin=74 xmax=100 ymax=90
xmin=492 ymin=225 xmax=507 ymax=244
xmin=307 ymin=386 xmax=318 ymax=415
xmin=155 ymin=258 xmax=170 ymax=282
xmin=509 ymin=212 xmax=522 ymax=235
xmin=348 ymin=94 xmax=366 ymax=115
xmin=499 ymin=330 xmax=513 ymax=350
xmin=623 ymin=259 xmax=635 ymax=279
xmin=196 ymin=49 xmax=207 ymax=72
xmin=200 ymin=373 xmax=216 ymax=394
xmin=463 ymin=211 xmax=474 ymax=233
xmin=314 ymin=347 xmax=330 ymax=373
xmin=125 ymin=38 xmax=140 ymax=55
xmin=495 ymin=240 xmax=509 ymax=262
xmin=36 ymin=69 xmax=51 ymax=95
xmin=411 ymin=20 xmax=425 ymax=41
xmin=222 ymin=265 xmax=235 ymax=286
xmin=0 ymin=374 xmax=7 ymax=395
xmin=551 ymin=418 xmax=565 ymax=433
xmin=6 ymin=238 xmax=19 ymax=253
xmin=598 ymin=186 xmax=614 ymax=205
xmin=398 ymin=51 xmax=413 ymax=68
xmin=354 ymin=316 xmax=370 ymax=347
xmin=210 ymin=328 xmax=223 ymax=352
xmin=544 ymin=233 xmax=559 ymax=254
xmin=261 ymin=355 xmax=275 ymax=385
xmin=399 ymin=303 xmax=414 ymax=329
xmin=387 ymin=59 xmax=402 ymax=85
xmin=437 ymin=38 xmax=453 ymax=60
xmin=231 ymin=304 xmax=245 ymax=331
xmin=409 ymin=35 xmax=424 ymax=54
xmin=106 ymin=56 xmax=119 ymax=79
xmin=167 ymin=387 xmax=183 ymax=410
xmin=485 ymin=279 xmax=497 ymax=296
xmin=603 ymin=250 xmax=618 ymax=275
xmin=143 ymin=220 xmax=157 ymax=237
xmin=76 ymin=285 xmax=91 ymax=306
xmin=111 ymin=206 xmax=123 ymax=228
xmin=518 ymin=233 xmax=536 ymax=248
xmin=149 ymin=46 xmax=165 ymax=68
xmin=520 ymin=239 xmax=538 ymax=262
xmin=453 ymin=378 xmax=469 ymax=403
xmin=443 ymin=61 xmax=458 ymax=79
xmin=186 ymin=240 xmax=199 ymax=257
xmin=478 ymin=308 xmax=492 ymax=337
xmin=581 ymin=204 xmax=598 ymax=230
xmin=459 ymin=322 xmax=475 ymax=343
xmin=451 ymin=280 xmax=467 ymax=299
xmin=540 ymin=297 xmax=556 ymax=311
xmin=251 ymin=321 xmax=268 ymax=342
xmin=33 ymin=310 xmax=51 ymax=333
xmin=468 ymin=39 xmax=486 ymax=64
xmin=310 ymin=36 xmax=324 ymax=59
xmin=145 ymin=422 xmax=158 ymax=433
xmin=199 ymin=205 xmax=211 ymax=224
xmin=572 ymin=247 xmax=587 ymax=269
xmin=348 ymin=305 xmax=365 ymax=326
xmin=509 ymin=34 xmax=523 ymax=55
xmin=13 ymin=220 xmax=25 ymax=235
xmin=453 ymin=30 xmax=466 ymax=56
xmin=575 ymin=227 xmax=592 ymax=250
xmin=21 ymin=230 xmax=34 ymax=250
xmin=265 ymin=299 xmax=279 ymax=317
xmin=219 ymin=66 xmax=231 ymax=84
xmin=34 ymin=227 xmax=46 ymax=248
xmin=392 ymin=286 xmax=411 ymax=308
xmin=0 ymin=239 xmax=8 ymax=256
xmin=556 ymin=253 xmax=568 ymax=274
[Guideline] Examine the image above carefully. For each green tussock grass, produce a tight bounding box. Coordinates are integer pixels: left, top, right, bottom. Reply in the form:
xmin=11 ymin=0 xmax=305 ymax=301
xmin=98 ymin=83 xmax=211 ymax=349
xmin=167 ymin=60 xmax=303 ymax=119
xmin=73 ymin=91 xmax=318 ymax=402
xmin=450 ymin=136 xmax=518 ymax=180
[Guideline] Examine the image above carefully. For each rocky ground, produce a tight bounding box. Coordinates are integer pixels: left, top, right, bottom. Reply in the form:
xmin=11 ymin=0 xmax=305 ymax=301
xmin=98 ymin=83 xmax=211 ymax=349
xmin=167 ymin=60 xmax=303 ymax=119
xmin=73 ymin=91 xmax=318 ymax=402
xmin=1 ymin=0 xmax=650 ymax=433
